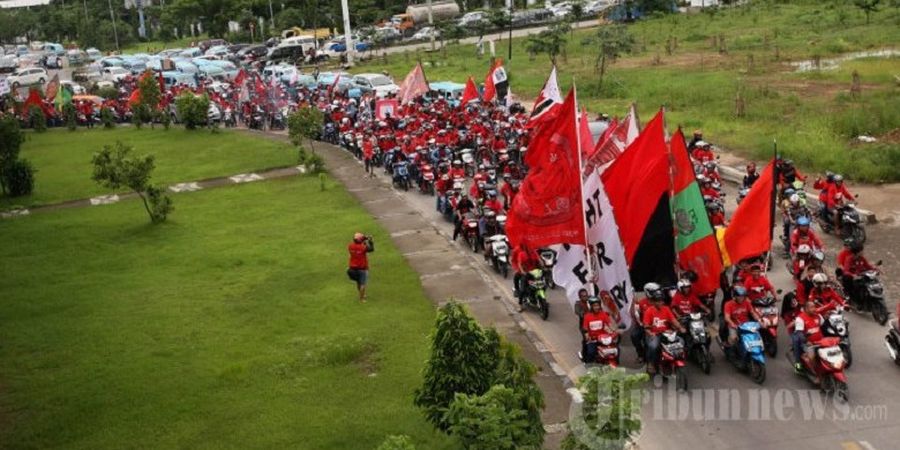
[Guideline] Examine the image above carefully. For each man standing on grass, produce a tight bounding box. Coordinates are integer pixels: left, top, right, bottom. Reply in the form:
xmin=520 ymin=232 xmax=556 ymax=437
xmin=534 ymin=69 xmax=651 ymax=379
xmin=348 ymin=232 xmax=375 ymax=302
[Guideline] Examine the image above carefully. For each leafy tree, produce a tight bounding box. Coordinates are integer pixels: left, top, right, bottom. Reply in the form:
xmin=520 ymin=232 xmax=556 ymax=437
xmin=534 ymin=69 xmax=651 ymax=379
xmin=288 ymin=106 xmax=324 ymax=153
xmin=28 ymin=105 xmax=46 ymax=132
xmin=175 ymin=92 xmax=210 ymax=130
xmin=446 ymin=385 xmax=542 ymax=450
xmin=488 ymin=8 xmax=512 ymax=34
xmin=414 ymin=302 xmax=501 ymax=431
xmin=97 ymin=86 xmax=120 ymax=101
xmin=525 ymin=22 xmax=569 ymax=65
xmin=168 ymin=0 xmax=240 ymax=38
xmin=582 ymin=25 xmax=636 ymax=90
xmin=91 ymin=142 xmax=173 ymax=223
xmin=63 ymin=103 xmax=77 ymax=131
xmin=437 ymin=20 xmax=466 ymax=46
xmin=568 ymin=0 xmax=586 ymax=36
xmin=0 ymin=116 xmax=32 ymax=197
xmin=100 ymin=107 xmax=116 ymax=129
xmin=137 ymin=71 xmax=162 ymax=126
xmin=562 ymin=367 xmax=648 ymax=450
xmin=492 ymin=340 xmax=544 ymax=444
xmin=375 ymin=435 xmax=417 ymax=450
xmin=276 ymin=7 xmax=306 ymax=29
xmin=854 ymin=0 xmax=881 ymax=24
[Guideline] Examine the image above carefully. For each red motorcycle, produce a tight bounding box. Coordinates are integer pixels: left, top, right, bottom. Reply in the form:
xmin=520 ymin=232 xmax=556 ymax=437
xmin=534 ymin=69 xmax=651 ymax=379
xmin=657 ymin=330 xmax=688 ymax=391
xmin=753 ymin=294 xmax=780 ymax=357
xmin=419 ymin=164 xmax=434 ymax=195
xmin=462 ymin=214 xmax=480 ymax=253
xmin=789 ymin=337 xmax=849 ymax=402
xmin=585 ymin=331 xmax=620 ymax=367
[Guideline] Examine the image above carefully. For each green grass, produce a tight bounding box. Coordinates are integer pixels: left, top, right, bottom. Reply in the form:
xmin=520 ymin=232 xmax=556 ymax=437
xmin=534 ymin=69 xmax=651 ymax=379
xmin=0 ymin=175 xmax=458 ymax=450
xmin=358 ymin=0 xmax=900 ymax=182
xmin=2 ymin=128 xmax=297 ymax=210
xmin=120 ymin=36 xmax=203 ymax=54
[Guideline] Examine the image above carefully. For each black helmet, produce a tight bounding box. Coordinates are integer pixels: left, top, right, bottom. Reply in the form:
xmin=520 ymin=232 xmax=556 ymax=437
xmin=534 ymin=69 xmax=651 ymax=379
xmin=587 ymin=296 xmax=601 ymax=306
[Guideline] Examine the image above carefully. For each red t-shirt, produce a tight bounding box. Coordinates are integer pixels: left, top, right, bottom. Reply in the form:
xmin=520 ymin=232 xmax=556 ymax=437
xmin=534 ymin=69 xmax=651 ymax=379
xmin=724 ymin=300 xmax=753 ymax=327
xmin=742 ymin=275 xmax=774 ymax=300
xmin=670 ymin=292 xmax=703 ymax=316
xmin=582 ymin=311 xmax=613 ymax=340
xmin=794 ymin=312 xmax=823 ymax=343
xmin=348 ymin=242 xmax=369 ymax=270
xmin=642 ymin=305 xmax=677 ymax=334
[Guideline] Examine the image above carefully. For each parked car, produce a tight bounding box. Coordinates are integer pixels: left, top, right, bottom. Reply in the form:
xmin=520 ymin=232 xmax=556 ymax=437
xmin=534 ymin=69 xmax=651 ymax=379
xmin=101 ymin=66 xmax=131 ymax=83
xmin=411 ymin=27 xmax=440 ymax=42
xmin=66 ymin=49 xmax=87 ymax=65
xmin=198 ymin=39 xmax=228 ymax=53
xmin=351 ymin=73 xmax=400 ymax=98
xmin=267 ymin=43 xmax=310 ymax=65
xmin=86 ymin=47 xmax=102 ymax=61
xmin=7 ymin=67 xmax=49 ymax=87
xmin=72 ymin=64 xmax=102 ymax=82
xmin=374 ymin=27 xmax=402 ymax=44
xmin=584 ymin=0 xmax=613 ymax=15
xmin=160 ymin=70 xmax=197 ymax=89
xmin=0 ymin=54 xmax=18 ymax=74
xmin=237 ymin=44 xmax=269 ymax=60
xmin=42 ymin=43 xmax=65 ymax=56
xmin=458 ymin=11 xmax=488 ymax=27
xmin=60 ymin=80 xmax=86 ymax=95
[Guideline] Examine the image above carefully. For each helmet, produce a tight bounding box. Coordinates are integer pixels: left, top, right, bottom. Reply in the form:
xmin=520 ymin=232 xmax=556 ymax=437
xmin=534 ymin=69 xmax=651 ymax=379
xmin=812 ymin=250 xmax=825 ymax=262
xmin=643 ymin=282 xmax=663 ymax=300
xmin=783 ymin=159 xmax=794 ymax=167
xmin=834 ymin=174 xmax=844 ymax=182
xmin=796 ymin=216 xmax=811 ymax=227
xmin=733 ymin=285 xmax=747 ymax=297
xmin=784 ymin=188 xmax=796 ymax=197
xmin=797 ymin=244 xmax=811 ymax=255
xmin=695 ymin=140 xmax=708 ymax=147
xmin=789 ymin=194 xmax=800 ymax=205
xmin=812 ymin=273 xmax=828 ymax=284
xmin=677 ymin=279 xmax=692 ymax=291
xmin=587 ymin=296 xmax=601 ymax=306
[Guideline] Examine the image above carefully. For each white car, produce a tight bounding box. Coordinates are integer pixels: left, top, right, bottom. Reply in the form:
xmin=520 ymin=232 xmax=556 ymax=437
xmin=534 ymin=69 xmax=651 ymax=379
xmin=458 ymin=11 xmax=488 ymax=27
xmin=411 ymin=27 xmax=440 ymax=42
xmin=61 ymin=80 xmax=86 ymax=95
xmin=6 ymin=67 xmax=48 ymax=87
xmin=102 ymin=66 xmax=131 ymax=83
xmin=352 ymin=73 xmax=400 ymax=98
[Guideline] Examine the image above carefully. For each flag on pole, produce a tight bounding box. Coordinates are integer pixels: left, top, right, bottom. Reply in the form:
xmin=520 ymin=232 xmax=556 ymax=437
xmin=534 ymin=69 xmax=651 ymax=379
xmin=601 ymin=109 xmax=675 ymax=287
xmin=579 ymin=108 xmax=594 ymax=155
xmin=669 ymin=128 xmax=723 ymax=294
xmin=589 ymin=103 xmax=640 ymax=169
xmin=527 ymin=66 xmax=563 ymax=128
xmin=375 ymin=98 xmax=400 ymax=120
xmin=506 ymin=89 xmax=585 ymax=250
xmin=397 ymin=62 xmax=430 ymax=104
xmin=460 ymin=76 xmax=480 ymax=105
xmin=44 ymin=74 xmax=60 ymax=101
xmin=482 ymin=58 xmax=508 ymax=104
xmin=53 ymin=82 xmax=71 ymax=111
xmin=717 ymin=159 xmax=776 ymax=267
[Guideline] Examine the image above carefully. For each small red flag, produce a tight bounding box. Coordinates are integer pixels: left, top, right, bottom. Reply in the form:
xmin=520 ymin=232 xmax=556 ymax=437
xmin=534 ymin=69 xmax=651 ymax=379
xmin=718 ymin=160 xmax=776 ymax=266
xmin=460 ymin=76 xmax=479 ymax=106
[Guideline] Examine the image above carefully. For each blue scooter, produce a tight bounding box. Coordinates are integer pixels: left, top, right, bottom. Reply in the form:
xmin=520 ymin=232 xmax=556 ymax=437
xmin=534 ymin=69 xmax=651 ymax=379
xmin=717 ymin=321 xmax=767 ymax=384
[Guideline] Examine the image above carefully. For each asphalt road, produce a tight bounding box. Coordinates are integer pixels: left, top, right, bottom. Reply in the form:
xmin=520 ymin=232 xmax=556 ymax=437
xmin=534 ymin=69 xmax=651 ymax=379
xmin=365 ymin=161 xmax=899 ymax=450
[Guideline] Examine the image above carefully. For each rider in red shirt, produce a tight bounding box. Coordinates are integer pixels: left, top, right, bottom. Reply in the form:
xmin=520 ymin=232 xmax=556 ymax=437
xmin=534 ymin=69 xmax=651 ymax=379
xmin=790 ymin=216 xmax=823 ymax=254
xmin=582 ymin=298 xmax=618 ymax=363
xmin=642 ymin=289 xmax=685 ymax=374
xmin=791 ymin=300 xmax=824 ymax=371
xmin=670 ymin=279 xmax=711 ymax=317
xmin=741 ymin=264 xmax=777 ymax=303
xmin=347 ymin=233 xmax=374 ymax=302
xmin=722 ymin=285 xmax=762 ymax=346
xmin=806 ymin=273 xmax=846 ymax=315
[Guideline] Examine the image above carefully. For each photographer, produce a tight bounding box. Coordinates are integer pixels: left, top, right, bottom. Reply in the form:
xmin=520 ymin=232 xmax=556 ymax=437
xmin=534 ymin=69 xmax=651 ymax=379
xmin=347 ymin=232 xmax=375 ymax=302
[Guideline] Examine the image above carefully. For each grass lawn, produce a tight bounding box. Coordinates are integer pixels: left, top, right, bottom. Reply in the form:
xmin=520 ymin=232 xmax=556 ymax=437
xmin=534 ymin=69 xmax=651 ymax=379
xmin=359 ymin=0 xmax=900 ymax=182
xmin=1 ymin=128 xmax=297 ymax=210
xmin=0 ymin=175 xmax=457 ymax=450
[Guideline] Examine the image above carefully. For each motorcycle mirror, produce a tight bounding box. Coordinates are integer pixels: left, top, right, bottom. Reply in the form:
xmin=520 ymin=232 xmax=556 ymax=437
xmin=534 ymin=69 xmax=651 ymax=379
xmin=877 ymin=260 xmax=883 ymax=266
xmin=776 ymin=289 xmax=783 ymax=295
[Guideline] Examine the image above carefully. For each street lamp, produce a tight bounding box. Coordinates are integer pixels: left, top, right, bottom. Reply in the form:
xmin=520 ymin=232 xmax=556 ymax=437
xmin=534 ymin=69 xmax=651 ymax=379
xmin=107 ymin=0 xmax=120 ymax=52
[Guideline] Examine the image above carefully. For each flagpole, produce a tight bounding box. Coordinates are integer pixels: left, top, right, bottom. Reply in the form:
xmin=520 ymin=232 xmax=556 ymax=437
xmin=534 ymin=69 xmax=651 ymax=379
xmin=572 ymin=83 xmax=595 ymax=296
xmin=765 ymin=139 xmax=778 ymax=272
xmin=663 ymin=111 xmax=683 ymax=283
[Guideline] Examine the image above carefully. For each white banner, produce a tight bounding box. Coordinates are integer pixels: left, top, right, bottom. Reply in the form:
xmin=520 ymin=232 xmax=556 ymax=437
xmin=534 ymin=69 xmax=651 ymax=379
xmin=552 ymin=171 xmax=635 ymax=327
xmin=0 ymin=78 xmax=9 ymax=96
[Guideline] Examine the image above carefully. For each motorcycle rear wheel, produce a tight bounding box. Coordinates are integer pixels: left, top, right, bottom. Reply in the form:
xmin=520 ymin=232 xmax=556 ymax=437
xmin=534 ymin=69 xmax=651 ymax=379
xmin=873 ymin=302 xmax=889 ymax=326
xmin=841 ymin=343 xmax=853 ymax=369
xmin=697 ymin=346 xmax=712 ymax=375
xmin=676 ymin=366 xmax=688 ymax=391
xmin=502 ymin=265 xmax=509 ymax=279
xmin=540 ymin=298 xmax=549 ymax=321
xmin=749 ymin=360 xmax=766 ymax=384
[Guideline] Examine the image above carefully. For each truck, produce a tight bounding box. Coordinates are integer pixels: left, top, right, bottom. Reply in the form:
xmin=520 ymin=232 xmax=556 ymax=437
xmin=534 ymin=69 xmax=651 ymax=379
xmin=281 ymin=27 xmax=332 ymax=43
xmin=389 ymin=1 xmax=462 ymax=37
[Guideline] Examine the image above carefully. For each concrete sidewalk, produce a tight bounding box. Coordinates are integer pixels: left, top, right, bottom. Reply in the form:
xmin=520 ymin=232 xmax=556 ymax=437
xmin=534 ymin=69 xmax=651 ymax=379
xmin=258 ymin=131 xmax=573 ymax=449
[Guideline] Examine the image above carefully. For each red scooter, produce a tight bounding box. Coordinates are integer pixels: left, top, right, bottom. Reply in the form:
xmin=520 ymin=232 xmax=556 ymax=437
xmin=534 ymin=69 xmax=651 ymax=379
xmin=585 ymin=331 xmax=620 ymax=367
xmin=656 ymin=330 xmax=688 ymax=391
xmin=753 ymin=294 xmax=780 ymax=357
xmin=789 ymin=337 xmax=849 ymax=402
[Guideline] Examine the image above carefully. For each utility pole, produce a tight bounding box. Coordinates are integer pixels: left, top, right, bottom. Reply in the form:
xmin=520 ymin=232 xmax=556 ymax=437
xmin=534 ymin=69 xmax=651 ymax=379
xmin=108 ymin=0 xmax=120 ymax=52
xmin=507 ymin=0 xmax=513 ymax=60
xmin=340 ymin=0 xmax=353 ymax=66
xmin=268 ymin=0 xmax=275 ymax=31
xmin=427 ymin=0 xmax=435 ymax=52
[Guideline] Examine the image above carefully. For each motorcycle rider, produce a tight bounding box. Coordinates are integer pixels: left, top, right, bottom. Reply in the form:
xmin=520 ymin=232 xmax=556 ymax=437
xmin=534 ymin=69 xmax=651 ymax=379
xmin=826 ymin=174 xmax=856 ymax=230
xmin=792 ymin=244 xmax=813 ymax=280
xmin=500 ymin=174 xmax=520 ymax=210
xmin=790 ymin=216 xmax=823 ymax=254
xmin=479 ymin=210 xmax=504 ymax=258
xmin=451 ymin=193 xmax=476 ymax=242
xmin=807 ymin=273 xmax=847 ymax=315
xmin=642 ymin=286 xmax=686 ymax=374
xmin=741 ymin=264 xmax=777 ymax=304
xmin=699 ymin=176 xmax=720 ymax=200
xmin=582 ymin=297 xmax=618 ymax=363
xmin=692 ymin=141 xmax=715 ymax=163
xmin=512 ymin=244 xmax=539 ymax=306
xmin=483 ymin=191 xmax=504 ymax=214
xmin=688 ymin=129 xmax=704 ymax=150
xmin=670 ymin=279 xmax=712 ymax=318
xmin=574 ymin=288 xmax=590 ymax=330
xmin=782 ymin=193 xmax=811 ymax=247
xmin=837 ymin=240 xmax=877 ymax=308
xmin=791 ymin=299 xmax=824 ymax=372
xmin=630 ymin=283 xmax=658 ymax=363
xmin=743 ymin=162 xmax=759 ymax=188
xmin=706 ymin=199 xmax=726 ymax=227
xmin=722 ymin=285 xmax=762 ymax=347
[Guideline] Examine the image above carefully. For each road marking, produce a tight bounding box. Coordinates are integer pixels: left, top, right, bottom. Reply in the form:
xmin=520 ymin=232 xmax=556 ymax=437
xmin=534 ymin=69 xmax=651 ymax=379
xmin=0 ymin=209 xmax=30 ymax=219
xmin=89 ymin=194 xmax=119 ymax=205
xmin=229 ymin=173 xmax=263 ymax=183
xmin=168 ymin=182 xmax=201 ymax=193
xmin=296 ymin=165 xmax=308 ymax=174
xmin=859 ymin=441 xmax=878 ymax=450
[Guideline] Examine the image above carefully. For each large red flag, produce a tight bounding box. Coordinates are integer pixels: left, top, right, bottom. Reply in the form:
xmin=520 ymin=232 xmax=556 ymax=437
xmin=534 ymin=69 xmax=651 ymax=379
xmin=506 ymin=89 xmax=584 ymax=251
xmin=670 ymin=128 xmax=724 ymax=294
xmin=397 ymin=63 xmax=430 ymax=104
xmin=460 ymin=76 xmax=479 ymax=106
xmin=600 ymin=109 xmax=669 ymax=265
xmin=482 ymin=58 xmax=507 ymax=103
xmin=717 ymin=160 xmax=776 ymax=266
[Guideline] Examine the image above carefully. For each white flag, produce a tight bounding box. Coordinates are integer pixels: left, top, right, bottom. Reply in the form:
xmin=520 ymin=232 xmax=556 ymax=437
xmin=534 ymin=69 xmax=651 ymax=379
xmin=552 ymin=171 xmax=635 ymax=327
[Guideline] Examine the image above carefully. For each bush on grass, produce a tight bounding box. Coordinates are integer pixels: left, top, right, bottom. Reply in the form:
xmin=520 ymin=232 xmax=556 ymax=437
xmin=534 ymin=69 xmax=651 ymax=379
xmin=2 ymin=159 xmax=35 ymax=197
xmin=100 ymin=107 xmax=116 ymax=128
xmin=175 ymin=92 xmax=210 ymax=130
xmin=28 ymin=105 xmax=46 ymax=132
xmin=375 ymin=435 xmax=417 ymax=450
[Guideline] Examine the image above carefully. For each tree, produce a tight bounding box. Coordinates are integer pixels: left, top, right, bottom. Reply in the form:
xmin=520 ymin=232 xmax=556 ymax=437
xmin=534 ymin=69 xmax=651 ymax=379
xmin=288 ymin=106 xmax=324 ymax=151
xmin=582 ymin=25 xmax=636 ymax=90
xmin=91 ymin=142 xmax=173 ymax=223
xmin=562 ymin=367 xmax=648 ymax=450
xmin=446 ymin=385 xmax=542 ymax=450
xmin=525 ymin=22 xmax=569 ymax=65
xmin=168 ymin=0 xmax=240 ymax=37
xmin=276 ymin=7 xmax=306 ymax=29
xmin=854 ymin=0 xmax=881 ymax=24
xmin=137 ymin=71 xmax=162 ymax=126
xmin=0 ymin=116 xmax=34 ymax=198
xmin=175 ymin=92 xmax=210 ymax=130
xmin=487 ymin=8 xmax=511 ymax=38
xmin=414 ymin=302 xmax=501 ymax=431
xmin=567 ymin=0 xmax=586 ymax=36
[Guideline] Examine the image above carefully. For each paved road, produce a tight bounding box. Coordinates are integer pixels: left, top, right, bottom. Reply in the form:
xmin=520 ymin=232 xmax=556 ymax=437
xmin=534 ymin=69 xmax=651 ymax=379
xmin=333 ymin=149 xmax=899 ymax=449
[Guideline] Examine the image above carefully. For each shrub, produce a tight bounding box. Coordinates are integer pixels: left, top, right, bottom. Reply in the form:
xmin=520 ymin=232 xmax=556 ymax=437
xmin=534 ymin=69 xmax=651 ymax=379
xmin=97 ymin=86 xmax=120 ymax=100
xmin=375 ymin=435 xmax=417 ymax=450
xmin=91 ymin=141 xmax=174 ymax=224
xmin=100 ymin=107 xmax=116 ymax=128
xmin=288 ymin=107 xmax=324 ymax=148
xmin=446 ymin=385 xmax=542 ymax=450
xmin=28 ymin=105 xmax=46 ymax=132
xmin=62 ymin=103 xmax=77 ymax=130
xmin=2 ymin=159 xmax=35 ymax=197
xmin=175 ymin=92 xmax=210 ymax=130
xmin=0 ymin=116 xmax=24 ymax=170
xmin=562 ymin=367 xmax=648 ymax=450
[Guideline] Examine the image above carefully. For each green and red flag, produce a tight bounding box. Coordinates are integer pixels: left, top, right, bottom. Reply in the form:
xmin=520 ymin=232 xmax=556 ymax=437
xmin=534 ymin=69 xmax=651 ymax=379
xmin=669 ymin=128 xmax=723 ymax=294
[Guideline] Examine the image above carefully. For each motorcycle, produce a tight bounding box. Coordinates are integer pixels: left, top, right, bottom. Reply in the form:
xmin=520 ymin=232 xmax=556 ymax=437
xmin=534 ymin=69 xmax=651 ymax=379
xmin=537 ymin=248 xmax=558 ymax=290
xmin=584 ymin=331 xmax=620 ymax=367
xmin=788 ymin=337 xmax=849 ymax=402
xmin=884 ymin=322 xmax=900 ymax=366
xmin=656 ymin=330 xmax=689 ymax=391
xmin=392 ymin=161 xmax=410 ymax=191
xmin=818 ymin=203 xmax=866 ymax=244
xmin=419 ymin=164 xmax=435 ymax=195
xmin=521 ymin=268 xmax=550 ymax=320
xmin=821 ymin=306 xmax=852 ymax=368
xmin=840 ymin=266 xmax=888 ymax=325
xmin=487 ymin=234 xmax=511 ymax=278
xmin=223 ymin=108 xmax=236 ymax=128
xmin=460 ymin=149 xmax=476 ymax=177
xmin=718 ymin=321 xmax=767 ymax=384
xmin=681 ymin=312 xmax=712 ymax=374
xmin=462 ymin=215 xmax=480 ymax=253
xmin=752 ymin=294 xmax=780 ymax=357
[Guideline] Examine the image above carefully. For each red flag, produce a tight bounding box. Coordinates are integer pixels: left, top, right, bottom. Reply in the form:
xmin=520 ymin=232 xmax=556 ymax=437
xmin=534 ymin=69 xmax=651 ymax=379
xmin=718 ymin=160 xmax=776 ymax=266
xmin=600 ymin=109 xmax=669 ymax=265
xmin=397 ymin=63 xmax=430 ymax=104
xmin=589 ymin=104 xmax=639 ymax=168
xmin=578 ymin=108 xmax=593 ymax=158
xmin=527 ymin=66 xmax=563 ymax=128
xmin=127 ymin=89 xmax=141 ymax=107
xmin=506 ymin=89 xmax=585 ymax=250
xmin=670 ymin=128 xmax=723 ymax=294
xmin=375 ymin=98 xmax=400 ymax=120
xmin=585 ymin=117 xmax=618 ymax=161
xmin=158 ymin=71 xmax=166 ymax=92
xmin=482 ymin=58 xmax=507 ymax=103
xmin=254 ymin=77 xmax=267 ymax=98
xmin=233 ymin=69 xmax=247 ymax=87
xmin=23 ymin=88 xmax=49 ymax=117
xmin=460 ymin=76 xmax=479 ymax=106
